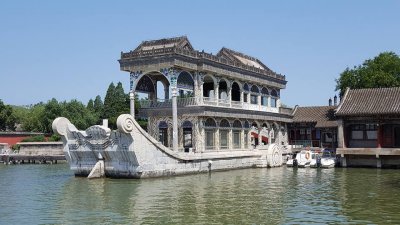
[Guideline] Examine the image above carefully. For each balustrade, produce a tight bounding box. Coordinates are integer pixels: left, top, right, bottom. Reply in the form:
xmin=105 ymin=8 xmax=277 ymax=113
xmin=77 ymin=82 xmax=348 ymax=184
xmin=138 ymin=97 xmax=291 ymax=115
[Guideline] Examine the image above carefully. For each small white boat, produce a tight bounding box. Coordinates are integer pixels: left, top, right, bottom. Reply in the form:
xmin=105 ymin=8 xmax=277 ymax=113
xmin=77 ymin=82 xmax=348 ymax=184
xmin=310 ymin=149 xmax=336 ymax=168
xmin=320 ymin=150 xmax=336 ymax=168
xmin=287 ymin=150 xmax=313 ymax=168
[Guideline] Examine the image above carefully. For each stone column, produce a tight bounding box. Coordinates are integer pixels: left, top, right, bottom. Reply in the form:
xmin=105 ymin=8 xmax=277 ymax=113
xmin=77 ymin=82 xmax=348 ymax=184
xmin=130 ymin=91 xmax=135 ymax=118
xmin=337 ymin=119 xmax=345 ymax=148
xmin=228 ymin=85 xmax=232 ymax=107
xmin=268 ymin=96 xmax=271 ymax=108
xmin=215 ymin=84 xmax=219 ymax=106
xmin=172 ymin=87 xmax=178 ymax=152
xmin=228 ymin=129 xmax=233 ymax=150
xmin=241 ymin=129 xmax=245 ymax=149
xmin=215 ymin=128 xmax=220 ymax=150
xmin=258 ymin=95 xmax=261 ymax=110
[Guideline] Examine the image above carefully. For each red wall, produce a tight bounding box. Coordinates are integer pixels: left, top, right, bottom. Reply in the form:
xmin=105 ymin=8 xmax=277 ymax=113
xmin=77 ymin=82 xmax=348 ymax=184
xmin=0 ymin=136 xmax=28 ymax=146
xmin=0 ymin=134 xmax=49 ymax=146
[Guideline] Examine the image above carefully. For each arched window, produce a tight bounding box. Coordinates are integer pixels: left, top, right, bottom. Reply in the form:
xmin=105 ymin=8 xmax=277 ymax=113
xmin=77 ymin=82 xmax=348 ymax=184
xmin=182 ymin=121 xmax=193 ymax=152
xmin=271 ymin=89 xmax=278 ymax=108
xmin=204 ymin=118 xmax=217 ymax=128
xmin=158 ymin=121 xmax=168 ymax=146
xmin=231 ymin=82 xmax=241 ymax=102
xmin=261 ymin=123 xmax=269 ymax=145
xmin=219 ymin=119 xmax=230 ymax=149
xmin=271 ymin=123 xmax=278 ymax=143
xmin=203 ymin=75 xmax=215 ymax=98
xmin=232 ymin=120 xmax=242 ymax=149
xmin=177 ymin=72 xmax=194 ymax=98
xmin=250 ymin=85 xmax=259 ymax=104
xmin=261 ymin=87 xmax=269 ymax=106
xmin=244 ymin=121 xmax=250 ymax=129
xmin=219 ymin=119 xmax=230 ymax=128
xmin=218 ymin=79 xmax=228 ymax=100
xmin=251 ymin=122 xmax=259 ymax=147
xmin=204 ymin=118 xmax=216 ymax=150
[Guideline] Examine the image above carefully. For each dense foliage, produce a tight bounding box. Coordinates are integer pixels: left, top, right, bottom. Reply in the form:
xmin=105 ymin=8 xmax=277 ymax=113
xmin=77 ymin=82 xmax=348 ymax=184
xmin=0 ymin=82 xmax=132 ymax=133
xmin=0 ymin=99 xmax=16 ymax=131
xmin=336 ymin=52 xmax=400 ymax=97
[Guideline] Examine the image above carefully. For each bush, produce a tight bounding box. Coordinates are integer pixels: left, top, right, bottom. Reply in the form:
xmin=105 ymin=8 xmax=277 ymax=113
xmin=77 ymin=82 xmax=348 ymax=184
xmin=20 ymin=135 xmax=46 ymax=142
xmin=48 ymin=134 xmax=61 ymax=142
xmin=11 ymin=144 xmax=20 ymax=151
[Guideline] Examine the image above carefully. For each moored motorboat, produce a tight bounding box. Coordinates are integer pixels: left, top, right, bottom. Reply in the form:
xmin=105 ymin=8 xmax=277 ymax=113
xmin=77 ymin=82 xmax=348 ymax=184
xmin=310 ymin=149 xmax=336 ymax=168
xmin=320 ymin=149 xmax=336 ymax=168
xmin=287 ymin=150 xmax=313 ymax=168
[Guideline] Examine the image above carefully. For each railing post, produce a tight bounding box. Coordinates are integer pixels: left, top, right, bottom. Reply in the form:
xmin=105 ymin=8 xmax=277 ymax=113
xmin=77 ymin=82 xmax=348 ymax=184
xmin=172 ymin=88 xmax=178 ymax=152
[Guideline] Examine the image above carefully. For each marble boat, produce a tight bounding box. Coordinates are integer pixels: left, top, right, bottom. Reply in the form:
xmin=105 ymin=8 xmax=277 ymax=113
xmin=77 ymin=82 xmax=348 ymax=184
xmin=53 ymin=36 xmax=293 ymax=178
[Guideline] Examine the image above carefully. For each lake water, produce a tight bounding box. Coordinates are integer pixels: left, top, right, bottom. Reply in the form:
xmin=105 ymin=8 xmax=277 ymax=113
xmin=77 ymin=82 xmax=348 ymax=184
xmin=1 ymin=164 xmax=400 ymax=224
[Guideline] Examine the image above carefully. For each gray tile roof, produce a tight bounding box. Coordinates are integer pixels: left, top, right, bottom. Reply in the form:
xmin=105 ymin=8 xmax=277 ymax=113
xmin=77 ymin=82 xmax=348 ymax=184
xmin=134 ymin=36 xmax=193 ymax=52
xmin=292 ymin=106 xmax=337 ymax=128
xmin=336 ymin=87 xmax=400 ymax=116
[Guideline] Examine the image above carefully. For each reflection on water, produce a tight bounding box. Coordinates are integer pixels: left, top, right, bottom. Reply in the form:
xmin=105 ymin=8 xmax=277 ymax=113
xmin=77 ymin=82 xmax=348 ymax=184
xmin=1 ymin=164 xmax=400 ymax=224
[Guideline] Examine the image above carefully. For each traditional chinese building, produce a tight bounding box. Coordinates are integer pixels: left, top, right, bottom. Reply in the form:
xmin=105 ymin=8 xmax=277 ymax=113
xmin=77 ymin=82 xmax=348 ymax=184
xmin=336 ymin=87 xmax=400 ymax=168
xmin=119 ymin=36 xmax=292 ymax=153
xmin=288 ymin=105 xmax=338 ymax=150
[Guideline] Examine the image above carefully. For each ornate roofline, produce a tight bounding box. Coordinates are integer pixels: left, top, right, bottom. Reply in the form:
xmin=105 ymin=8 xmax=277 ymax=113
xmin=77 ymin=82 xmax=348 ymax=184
xmin=120 ymin=37 xmax=286 ymax=82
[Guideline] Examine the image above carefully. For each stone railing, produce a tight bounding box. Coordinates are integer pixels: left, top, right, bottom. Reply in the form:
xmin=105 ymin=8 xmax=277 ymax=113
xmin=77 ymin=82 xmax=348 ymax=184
xmin=17 ymin=142 xmax=64 ymax=156
xmin=139 ymin=97 xmax=197 ymax=109
xmin=121 ymin=46 xmax=286 ymax=81
xmin=139 ymin=97 xmax=292 ymax=115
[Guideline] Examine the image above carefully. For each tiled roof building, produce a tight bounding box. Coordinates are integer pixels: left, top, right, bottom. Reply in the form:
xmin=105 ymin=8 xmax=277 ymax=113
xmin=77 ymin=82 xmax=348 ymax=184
xmin=336 ymin=87 xmax=400 ymax=168
xmin=336 ymin=87 xmax=400 ymax=116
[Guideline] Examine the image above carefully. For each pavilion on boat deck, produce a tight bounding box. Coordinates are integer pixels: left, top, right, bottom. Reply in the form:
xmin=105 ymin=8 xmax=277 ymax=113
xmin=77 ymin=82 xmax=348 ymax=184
xmin=119 ymin=36 xmax=293 ymax=153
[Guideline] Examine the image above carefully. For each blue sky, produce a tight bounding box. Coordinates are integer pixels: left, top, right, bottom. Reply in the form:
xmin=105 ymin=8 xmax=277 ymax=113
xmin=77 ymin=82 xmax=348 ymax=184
xmin=1 ymin=0 xmax=399 ymax=107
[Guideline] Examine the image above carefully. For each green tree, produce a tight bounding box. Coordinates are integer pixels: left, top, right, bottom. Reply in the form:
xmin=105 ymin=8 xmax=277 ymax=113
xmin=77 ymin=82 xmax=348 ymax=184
xmin=42 ymin=98 xmax=63 ymax=133
xmin=22 ymin=103 xmax=46 ymax=132
xmin=93 ymin=95 xmax=104 ymax=115
xmin=103 ymin=82 xmax=116 ymax=121
xmin=61 ymin=99 xmax=97 ymax=130
xmin=336 ymin=51 xmax=400 ymax=97
xmin=0 ymin=100 xmax=16 ymax=131
xmin=87 ymin=99 xmax=94 ymax=112
xmin=102 ymin=82 xmax=129 ymax=129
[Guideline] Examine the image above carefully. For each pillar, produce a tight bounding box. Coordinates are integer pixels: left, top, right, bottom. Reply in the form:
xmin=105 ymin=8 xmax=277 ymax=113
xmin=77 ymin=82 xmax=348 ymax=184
xmin=258 ymin=95 xmax=261 ymax=110
xmin=130 ymin=91 xmax=135 ymax=118
xmin=215 ymin=128 xmax=220 ymax=150
xmin=341 ymin=156 xmax=347 ymax=167
xmin=228 ymin=129 xmax=233 ymax=150
xmin=172 ymin=87 xmax=178 ymax=152
xmin=337 ymin=119 xmax=346 ymax=148
xmin=228 ymin=86 xmax=232 ymax=107
xmin=200 ymin=83 xmax=204 ymax=105
xmin=268 ymin=96 xmax=271 ymax=108
xmin=377 ymin=123 xmax=382 ymax=148
xmin=215 ymin=84 xmax=219 ymax=105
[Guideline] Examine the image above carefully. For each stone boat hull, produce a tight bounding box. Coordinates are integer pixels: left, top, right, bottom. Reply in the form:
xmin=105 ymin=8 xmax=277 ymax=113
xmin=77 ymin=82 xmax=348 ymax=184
xmin=53 ymin=115 xmax=283 ymax=178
